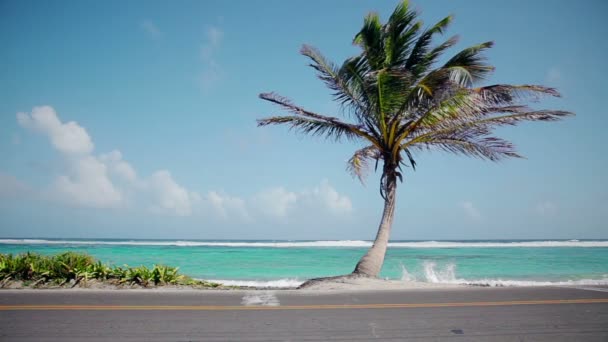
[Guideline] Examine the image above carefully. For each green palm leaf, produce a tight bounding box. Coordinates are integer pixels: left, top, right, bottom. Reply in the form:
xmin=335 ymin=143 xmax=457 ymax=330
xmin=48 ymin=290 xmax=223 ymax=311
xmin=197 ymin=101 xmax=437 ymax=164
xmin=444 ymin=41 xmax=495 ymax=86
xmin=258 ymin=0 xmax=573 ymax=279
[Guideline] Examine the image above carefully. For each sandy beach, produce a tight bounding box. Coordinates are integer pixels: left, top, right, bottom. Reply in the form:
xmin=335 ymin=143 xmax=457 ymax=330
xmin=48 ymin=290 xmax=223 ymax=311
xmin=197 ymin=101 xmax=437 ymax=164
xmin=294 ymin=276 xmax=465 ymax=291
xmin=1 ymin=276 xmax=465 ymax=291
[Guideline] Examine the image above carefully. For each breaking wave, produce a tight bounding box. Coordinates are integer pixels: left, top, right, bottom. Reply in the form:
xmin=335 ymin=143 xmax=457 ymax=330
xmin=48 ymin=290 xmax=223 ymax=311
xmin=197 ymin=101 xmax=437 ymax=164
xmin=1 ymin=239 xmax=607 ymax=248
xmin=402 ymin=261 xmax=608 ymax=287
xmin=208 ymin=263 xmax=608 ymax=288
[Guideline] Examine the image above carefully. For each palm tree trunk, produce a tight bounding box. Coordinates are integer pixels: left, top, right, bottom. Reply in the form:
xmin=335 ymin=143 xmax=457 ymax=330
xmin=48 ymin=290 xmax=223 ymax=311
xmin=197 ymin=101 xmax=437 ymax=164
xmin=352 ymin=171 xmax=397 ymax=277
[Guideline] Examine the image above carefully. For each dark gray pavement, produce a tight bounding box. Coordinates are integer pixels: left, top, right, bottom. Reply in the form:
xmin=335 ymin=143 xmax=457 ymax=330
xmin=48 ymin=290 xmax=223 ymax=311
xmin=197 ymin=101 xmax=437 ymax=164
xmin=1 ymin=286 xmax=608 ymax=341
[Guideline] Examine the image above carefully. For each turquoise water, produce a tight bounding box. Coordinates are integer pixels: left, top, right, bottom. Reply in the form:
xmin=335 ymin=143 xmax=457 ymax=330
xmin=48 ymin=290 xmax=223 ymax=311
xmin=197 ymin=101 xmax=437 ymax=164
xmin=1 ymin=239 xmax=607 ymax=287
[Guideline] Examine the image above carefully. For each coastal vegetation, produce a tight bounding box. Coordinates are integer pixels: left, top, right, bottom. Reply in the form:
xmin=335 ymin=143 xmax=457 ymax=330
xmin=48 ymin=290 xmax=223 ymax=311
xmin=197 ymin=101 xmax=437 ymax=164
xmin=0 ymin=252 xmax=222 ymax=289
xmin=257 ymin=0 xmax=573 ymax=285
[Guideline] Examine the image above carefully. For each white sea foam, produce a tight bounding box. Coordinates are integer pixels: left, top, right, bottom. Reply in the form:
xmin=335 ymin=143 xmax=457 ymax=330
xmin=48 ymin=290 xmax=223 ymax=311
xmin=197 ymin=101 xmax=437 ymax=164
xmin=423 ymin=261 xmax=457 ymax=283
xmin=208 ymin=279 xmax=304 ymax=288
xmin=388 ymin=240 xmax=608 ymax=248
xmin=399 ymin=263 xmax=416 ymax=282
xmin=210 ymin=272 xmax=608 ymax=289
xmin=456 ymin=278 xmax=608 ymax=287
xmin=1 ymin=239 xmax=607 ymax=248
xmin=404 ymin=261 xmax=608 ymax=287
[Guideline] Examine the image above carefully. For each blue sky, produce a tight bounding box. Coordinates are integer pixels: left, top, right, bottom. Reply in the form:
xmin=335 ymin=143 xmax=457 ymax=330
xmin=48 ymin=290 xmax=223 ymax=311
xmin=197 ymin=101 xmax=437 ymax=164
xmin=1 ymin=0 xmax=606 ymax=240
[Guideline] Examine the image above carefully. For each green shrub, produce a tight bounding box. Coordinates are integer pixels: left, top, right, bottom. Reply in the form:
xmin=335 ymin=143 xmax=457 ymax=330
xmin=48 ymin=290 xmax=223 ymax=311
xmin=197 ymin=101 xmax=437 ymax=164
xmin=0 ymin=252 xmax=219 ymax=288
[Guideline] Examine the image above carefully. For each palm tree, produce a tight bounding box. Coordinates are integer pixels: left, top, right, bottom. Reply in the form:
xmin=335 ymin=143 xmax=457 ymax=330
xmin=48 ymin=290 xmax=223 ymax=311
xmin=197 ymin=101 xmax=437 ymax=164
xmin=257 ymin=0 xmax=573 ymax=281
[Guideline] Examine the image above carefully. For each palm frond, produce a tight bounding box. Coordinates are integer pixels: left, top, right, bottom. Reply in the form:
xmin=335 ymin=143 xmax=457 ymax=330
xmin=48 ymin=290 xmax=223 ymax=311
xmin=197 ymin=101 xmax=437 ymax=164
xmin=443 ymin=41 xmax=495 ymax=86
xmin=340 ymin=56 xmax=380 ymax=130
xmin=405 ymin=15 xmax=453 ymax=78
xmin=375 ymin=68 xmax=416 ymax=134
xmin=404 ymin=109 xmax=573 ymax=148
xmin=474 ymin=84 xmax=561 ymax=106
xmin=384 ymin=0 xmax=421 ymax=67
xmin=258 ymin=0 xmax=574 ymax=188
xmin=410 ymin=135 xmax=522 ymax=161
xmin=257 ymin=116 xmax=363 ymax=142
xmin=347 ymin=145 xmax=382 ymax=184
xmin=425 ymin=35 xmax=459 ymax=65
xmin=401 ymin=68 xmax=454 ymax=112
xmin=416 ymin=90 xmax=484 ymax=127
xmin=354 ymin=12 xmax=385 ymax=70
xmin=466 ymin=109 xmax=574 ymax=126
xmin=400 ymin=83 xmax=561 ymax=130
xmin=259 ymin=92 xmax=348 ymax=122
xmin=300 ymin=45 xmax=370 ymax=118
xmin=391 ymin=91 xmax=480 ymax=160
xmin=259 ymin=92 xmax=384 ymax=148
xmin=401 ymin=148 xmax=417 ymax=170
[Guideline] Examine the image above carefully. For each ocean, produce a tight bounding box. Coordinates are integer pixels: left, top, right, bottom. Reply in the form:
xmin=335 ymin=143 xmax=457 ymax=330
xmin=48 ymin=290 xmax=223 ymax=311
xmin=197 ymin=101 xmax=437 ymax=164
xmin=1 ymin=239 xmax=607 ymax=288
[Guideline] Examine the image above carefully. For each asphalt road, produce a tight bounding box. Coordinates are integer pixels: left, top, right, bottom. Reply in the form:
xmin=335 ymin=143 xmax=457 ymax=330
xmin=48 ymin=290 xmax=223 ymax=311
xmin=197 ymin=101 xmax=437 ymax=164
xmin=1 ymin=286 xmax=608 ymax=341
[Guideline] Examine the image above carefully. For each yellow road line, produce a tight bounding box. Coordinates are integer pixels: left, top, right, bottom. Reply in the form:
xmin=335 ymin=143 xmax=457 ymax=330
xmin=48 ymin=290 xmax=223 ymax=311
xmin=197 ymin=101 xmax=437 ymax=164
xmin=1 ymin=298 xmax=608 ymax=311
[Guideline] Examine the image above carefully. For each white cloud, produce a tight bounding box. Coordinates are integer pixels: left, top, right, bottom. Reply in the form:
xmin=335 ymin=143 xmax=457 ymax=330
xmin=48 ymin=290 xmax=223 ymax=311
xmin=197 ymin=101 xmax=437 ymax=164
xmin=206 ymin=191 xmax=249 ymax=220
xmin=251 ymin=187 xmax=297 ymax=219
xmin=99 ymin=150 xmax=137 ymax=182
xmin=16 ymin=106 xmax=198 ymax=215
xmin=460 ymin=201 xmax=481 ymax=221
xmin=50 ymin=156 xmax=123 ymax=208
xmin=536 ymin=201 xmax=557 ymax=217
xmin=147 ymin=170 xmax=199 ymax=216
xmin=202 ymin=181 xmax=351 ymax=222
xmin=140 ymin=20 xmax=163 ymax=40
xmin=248 ymin=180 xmax=352 ymax=220
xmin=301 ymin=180 xmax=352 ymax=214
xmin=13 ymin=106 xmax=353 ymax=221
xmin=17 ymin=107 xmax=121 ymax=208
xmin=18 ymin=106 xmax=94 ymax=155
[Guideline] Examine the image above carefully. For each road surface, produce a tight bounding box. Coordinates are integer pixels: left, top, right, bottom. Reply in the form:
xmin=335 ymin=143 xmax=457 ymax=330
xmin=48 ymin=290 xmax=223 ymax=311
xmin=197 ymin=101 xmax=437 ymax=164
xmin=1 ymin=286 xmax=608 ymax=341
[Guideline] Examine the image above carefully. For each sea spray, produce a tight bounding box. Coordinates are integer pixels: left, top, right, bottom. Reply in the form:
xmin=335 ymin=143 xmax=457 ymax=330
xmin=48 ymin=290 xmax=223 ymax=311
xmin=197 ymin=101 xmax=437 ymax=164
xmin=399 ymin=262 xmax=416 ymax=281
xmin=398 ymin=261 xmax=458 ymax=283
xmin=398 ymin=260 xmax=608 ymax=287
xmin=423 ymin=261 xmax=457 ymax=283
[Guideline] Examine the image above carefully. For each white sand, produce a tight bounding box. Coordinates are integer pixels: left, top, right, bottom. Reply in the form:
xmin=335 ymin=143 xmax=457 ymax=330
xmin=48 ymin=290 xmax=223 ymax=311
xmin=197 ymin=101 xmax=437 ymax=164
xmin=1 ymin=278 xmax=466 ymax=291
xmin=297 ymin=277 xmax=464 ymax=291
